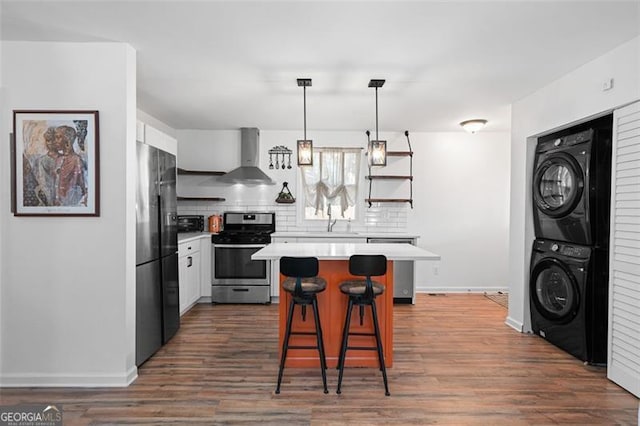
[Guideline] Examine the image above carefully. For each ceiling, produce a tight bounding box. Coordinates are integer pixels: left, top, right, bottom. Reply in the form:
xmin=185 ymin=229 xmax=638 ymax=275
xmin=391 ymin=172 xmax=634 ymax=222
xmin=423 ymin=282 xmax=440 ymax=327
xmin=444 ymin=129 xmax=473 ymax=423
xmin=2 ymin=1 xmax=639 ymax=132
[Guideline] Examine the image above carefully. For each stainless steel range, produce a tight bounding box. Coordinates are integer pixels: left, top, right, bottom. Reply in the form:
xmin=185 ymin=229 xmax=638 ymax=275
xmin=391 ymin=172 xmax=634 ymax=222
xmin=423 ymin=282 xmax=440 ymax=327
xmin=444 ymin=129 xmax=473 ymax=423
xmin=211 ymin=212 xmax=275 ymax=304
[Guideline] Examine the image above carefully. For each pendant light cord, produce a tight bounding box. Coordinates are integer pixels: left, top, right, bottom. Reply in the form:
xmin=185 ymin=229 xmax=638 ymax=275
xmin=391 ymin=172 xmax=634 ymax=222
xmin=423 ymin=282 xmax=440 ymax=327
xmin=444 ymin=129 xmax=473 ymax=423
xmin=375 ymin=86 xmax=379 ymax=140
xmin=303 ymin=85 xmax=307 ymax=140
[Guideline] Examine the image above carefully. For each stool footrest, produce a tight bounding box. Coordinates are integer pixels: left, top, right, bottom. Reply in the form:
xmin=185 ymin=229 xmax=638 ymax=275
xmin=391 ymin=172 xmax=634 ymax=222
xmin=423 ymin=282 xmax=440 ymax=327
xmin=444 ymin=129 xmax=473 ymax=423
xmin=347 ymin=346 xmax=378 ymax=351
xmin=347 ymin=332 xmax=375 ymax=337
xmin=288 ymin=345 xmax=321 ymax=350
xmin=291 ymin=331 xmax=317 ymax=336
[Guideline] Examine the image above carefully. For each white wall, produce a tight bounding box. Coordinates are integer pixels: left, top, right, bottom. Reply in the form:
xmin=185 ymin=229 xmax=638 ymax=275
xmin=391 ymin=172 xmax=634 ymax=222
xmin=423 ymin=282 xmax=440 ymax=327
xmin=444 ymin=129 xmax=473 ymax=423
xmin=407 ymin=132 xmax=511 ymax=292
xmin=0 ymin=41 xmax=138 ymax=386
xmin=177 ymin=128 xmax=511 ymax=292
xmin=508 ymin=36 xmax=640 ymax=332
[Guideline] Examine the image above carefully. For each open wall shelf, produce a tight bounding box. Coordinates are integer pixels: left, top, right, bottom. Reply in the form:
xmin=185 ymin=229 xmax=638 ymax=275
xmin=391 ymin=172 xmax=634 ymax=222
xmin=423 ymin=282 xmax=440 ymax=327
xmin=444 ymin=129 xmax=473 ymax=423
xmin=366 ymin=131 xmax=414 ymax=208
xmin=177 ymin=196 xmax=226 ymax=202
xmin=366 ymin=175 xmax=413 ymax=180
xmin=177 ymin=168 xmax=227 ymax=202
xmin=177 ymin=168 xmax=226 ymax=176
xmin=365 ymin=198 xmax=413 ymax=205
xmin=386 ymin=151 xmax=413 ymax=157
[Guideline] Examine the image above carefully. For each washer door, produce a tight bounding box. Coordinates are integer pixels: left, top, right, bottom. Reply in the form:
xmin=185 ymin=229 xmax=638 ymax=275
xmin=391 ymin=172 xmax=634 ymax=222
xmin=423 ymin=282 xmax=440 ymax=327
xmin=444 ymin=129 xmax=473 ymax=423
xmin=533 ymin=153 xmax=584 ymax=218
xmin=530 ymin=257 xmax=580 ymax=323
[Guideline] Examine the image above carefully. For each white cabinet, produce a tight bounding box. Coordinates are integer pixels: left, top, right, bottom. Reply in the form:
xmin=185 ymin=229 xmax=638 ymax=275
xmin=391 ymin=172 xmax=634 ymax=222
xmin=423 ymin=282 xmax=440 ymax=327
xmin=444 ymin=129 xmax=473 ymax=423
xmin=178 ymin=240 xmax=201 ymax=315
xmin=136 ymin=119 xmax=178 ymax=156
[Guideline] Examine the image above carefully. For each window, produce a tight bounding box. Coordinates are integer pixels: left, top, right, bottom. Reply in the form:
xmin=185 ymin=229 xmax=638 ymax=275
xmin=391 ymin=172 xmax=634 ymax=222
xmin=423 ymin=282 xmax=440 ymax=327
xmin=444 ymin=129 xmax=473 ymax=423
xmin=300 ymin=148 xmax=361 ymax=220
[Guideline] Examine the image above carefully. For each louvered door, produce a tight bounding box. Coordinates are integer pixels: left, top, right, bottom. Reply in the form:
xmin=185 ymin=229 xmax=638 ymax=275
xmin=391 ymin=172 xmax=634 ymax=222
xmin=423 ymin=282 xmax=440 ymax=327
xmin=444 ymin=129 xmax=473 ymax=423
xmin=608 ymin=101 xmax=640 ymax=397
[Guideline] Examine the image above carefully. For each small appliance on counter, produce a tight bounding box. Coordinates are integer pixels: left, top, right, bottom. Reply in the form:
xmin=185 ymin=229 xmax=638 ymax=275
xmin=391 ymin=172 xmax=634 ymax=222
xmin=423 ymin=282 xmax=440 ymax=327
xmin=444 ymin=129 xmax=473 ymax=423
xmin=208 ymin=214 xmax=222 ymax=233
xmin=177 ymin=215 xmax=204 ymax=233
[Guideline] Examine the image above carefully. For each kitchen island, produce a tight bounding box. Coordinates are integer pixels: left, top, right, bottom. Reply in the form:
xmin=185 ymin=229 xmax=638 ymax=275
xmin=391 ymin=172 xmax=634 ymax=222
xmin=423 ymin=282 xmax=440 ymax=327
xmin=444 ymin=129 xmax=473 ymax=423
xmin=252 ymin=243 xmax=440 ymax=368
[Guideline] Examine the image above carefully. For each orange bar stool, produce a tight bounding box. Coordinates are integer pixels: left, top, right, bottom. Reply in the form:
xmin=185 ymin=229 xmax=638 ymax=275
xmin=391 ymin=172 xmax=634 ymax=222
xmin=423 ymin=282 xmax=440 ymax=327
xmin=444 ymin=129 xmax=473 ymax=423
xmin=336 ymin=254 xmax=390 ymax=396
xmin=276 ymin=256 xmax=328 ymax=394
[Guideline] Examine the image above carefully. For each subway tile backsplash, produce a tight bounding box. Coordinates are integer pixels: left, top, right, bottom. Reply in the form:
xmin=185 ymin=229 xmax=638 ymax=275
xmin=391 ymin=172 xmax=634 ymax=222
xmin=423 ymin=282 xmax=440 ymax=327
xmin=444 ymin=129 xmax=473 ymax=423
xmin=178 ymin=200 xmax=408 ymax=233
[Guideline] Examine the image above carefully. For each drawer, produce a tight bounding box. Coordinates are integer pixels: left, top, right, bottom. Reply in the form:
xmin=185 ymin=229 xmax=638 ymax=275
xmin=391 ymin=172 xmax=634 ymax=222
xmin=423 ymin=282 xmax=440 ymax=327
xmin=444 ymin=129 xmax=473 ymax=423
xmin=211 ymin=285 xmax=270 ymax=304
xmin=178 ymin=241 xmax=200 ymax=257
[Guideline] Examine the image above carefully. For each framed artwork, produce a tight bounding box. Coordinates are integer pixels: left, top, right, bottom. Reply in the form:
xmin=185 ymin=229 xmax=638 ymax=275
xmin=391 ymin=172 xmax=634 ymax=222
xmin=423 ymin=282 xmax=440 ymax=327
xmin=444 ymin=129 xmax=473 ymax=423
xmin=11 ymin=110 xmax=100 ymax=216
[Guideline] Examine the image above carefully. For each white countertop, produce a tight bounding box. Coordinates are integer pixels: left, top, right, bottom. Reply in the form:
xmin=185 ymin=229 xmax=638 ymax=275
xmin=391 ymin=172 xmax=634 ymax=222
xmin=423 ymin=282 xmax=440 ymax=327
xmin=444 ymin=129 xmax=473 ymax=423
xmin=252 ymin=243 xmax=440 ymax=261
xmin=179 ymin=231 xmax=418 ymax=244
xmin=178 ymin=232 xmax=212 ymax=243
xmin=271 ymin=231 xmax=420 ymax=239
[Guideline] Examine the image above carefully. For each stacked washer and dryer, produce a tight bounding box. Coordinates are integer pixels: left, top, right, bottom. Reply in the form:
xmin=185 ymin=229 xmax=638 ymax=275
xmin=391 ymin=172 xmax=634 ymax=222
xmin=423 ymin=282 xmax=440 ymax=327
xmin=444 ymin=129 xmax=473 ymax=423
xmin=530 ymin=114 xmax=613 ymax=365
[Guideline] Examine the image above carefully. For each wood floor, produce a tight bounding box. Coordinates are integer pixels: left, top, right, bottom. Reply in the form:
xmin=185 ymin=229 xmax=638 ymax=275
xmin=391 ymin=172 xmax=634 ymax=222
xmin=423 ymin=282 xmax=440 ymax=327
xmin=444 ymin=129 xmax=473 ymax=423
xmin=1 ymin=294 xmax=638 ymax=425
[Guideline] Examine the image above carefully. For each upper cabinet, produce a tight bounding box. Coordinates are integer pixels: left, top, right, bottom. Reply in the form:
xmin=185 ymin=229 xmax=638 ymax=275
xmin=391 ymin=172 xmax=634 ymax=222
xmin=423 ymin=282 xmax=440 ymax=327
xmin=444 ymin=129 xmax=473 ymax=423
xmin=136 ymin=119 xmax=178 ymax=156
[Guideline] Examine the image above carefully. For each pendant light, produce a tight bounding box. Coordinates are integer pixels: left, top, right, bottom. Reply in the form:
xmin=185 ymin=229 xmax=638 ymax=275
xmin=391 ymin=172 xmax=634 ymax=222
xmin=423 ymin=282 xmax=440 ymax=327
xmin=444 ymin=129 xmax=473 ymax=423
xmin=368 ymin=79 xmax=387 ymax=166
xmin=297 ymin=78 xmax=313 ymax=166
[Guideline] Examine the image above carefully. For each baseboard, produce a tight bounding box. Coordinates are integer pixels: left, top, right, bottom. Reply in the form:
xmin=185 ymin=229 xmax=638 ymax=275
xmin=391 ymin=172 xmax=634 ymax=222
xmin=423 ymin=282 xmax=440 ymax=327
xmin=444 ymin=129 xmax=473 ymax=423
xmin=505 ymin=316 xmax=524 ymax=333
xmin=0 ymin=366 xmax=138 ymax=388
xmin=416 ymin=286 xmax=509 ymax=294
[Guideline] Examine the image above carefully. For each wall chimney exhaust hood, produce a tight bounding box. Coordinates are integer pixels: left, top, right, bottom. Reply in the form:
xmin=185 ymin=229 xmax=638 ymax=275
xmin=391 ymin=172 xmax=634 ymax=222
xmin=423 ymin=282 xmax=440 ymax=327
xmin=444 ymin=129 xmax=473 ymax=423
xmin=218 ymin=128 xmax=275 ymax=185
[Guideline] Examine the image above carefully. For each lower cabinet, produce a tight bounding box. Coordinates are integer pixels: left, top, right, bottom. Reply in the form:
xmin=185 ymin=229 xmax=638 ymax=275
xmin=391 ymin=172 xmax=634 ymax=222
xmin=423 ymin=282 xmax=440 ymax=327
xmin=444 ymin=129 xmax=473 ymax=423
xmin=178 ymin=240 xmax=201 ymax=315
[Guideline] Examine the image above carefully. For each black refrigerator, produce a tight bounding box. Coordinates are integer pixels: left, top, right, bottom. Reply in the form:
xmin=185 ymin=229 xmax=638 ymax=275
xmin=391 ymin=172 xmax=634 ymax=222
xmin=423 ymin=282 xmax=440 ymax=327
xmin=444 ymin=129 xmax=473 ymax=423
xmin=135 ymin=141 xmax=180 ymax=366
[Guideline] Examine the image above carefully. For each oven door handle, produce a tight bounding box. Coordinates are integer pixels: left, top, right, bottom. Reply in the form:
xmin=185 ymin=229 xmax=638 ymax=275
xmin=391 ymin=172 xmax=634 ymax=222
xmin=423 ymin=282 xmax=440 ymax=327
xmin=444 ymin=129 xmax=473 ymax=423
xmin=213 ymin=244 xmax=267 ymax=249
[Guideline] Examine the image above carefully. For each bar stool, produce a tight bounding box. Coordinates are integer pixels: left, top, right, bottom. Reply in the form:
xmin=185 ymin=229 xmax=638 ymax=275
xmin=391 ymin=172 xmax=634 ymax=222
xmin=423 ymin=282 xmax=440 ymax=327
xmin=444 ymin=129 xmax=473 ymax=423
xmin=336 ymin=254 xmax=390 ymax=396
xmin=276 ymin=256 xmax=328 ymax=394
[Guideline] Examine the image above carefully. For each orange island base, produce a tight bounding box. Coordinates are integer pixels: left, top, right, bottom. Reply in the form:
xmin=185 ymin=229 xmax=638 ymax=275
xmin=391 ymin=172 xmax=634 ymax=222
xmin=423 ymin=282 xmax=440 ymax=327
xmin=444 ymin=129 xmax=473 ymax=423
xmin=251 ymin=242 xmax=441 ymax=369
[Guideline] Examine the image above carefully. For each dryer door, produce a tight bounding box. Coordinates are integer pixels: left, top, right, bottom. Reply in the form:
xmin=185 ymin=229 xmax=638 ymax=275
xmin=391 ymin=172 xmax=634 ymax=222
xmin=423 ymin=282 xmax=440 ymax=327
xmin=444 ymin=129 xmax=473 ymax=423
xmin=530 ymin=257 xmax=580 ymax=323
xmin=533 ymin=153 xmax=584 ymax=218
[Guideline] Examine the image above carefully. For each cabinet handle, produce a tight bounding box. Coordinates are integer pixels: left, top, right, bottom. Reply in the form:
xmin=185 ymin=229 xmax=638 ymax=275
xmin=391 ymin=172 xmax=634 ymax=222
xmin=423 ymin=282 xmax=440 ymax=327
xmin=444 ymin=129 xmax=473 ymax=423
xmin=232 ymin=288 xmax=250 ymax=292
xmin=187 ymin=256 xmax=193 ymax=267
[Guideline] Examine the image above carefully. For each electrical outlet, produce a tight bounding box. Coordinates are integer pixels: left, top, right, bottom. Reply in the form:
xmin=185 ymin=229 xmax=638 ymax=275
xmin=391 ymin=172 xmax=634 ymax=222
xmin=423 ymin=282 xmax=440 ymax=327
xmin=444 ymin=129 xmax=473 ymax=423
xmin=602 ymin=78 xmax=614 ymax=91
xmin=433 ymin=266 xmax=439 ymax=276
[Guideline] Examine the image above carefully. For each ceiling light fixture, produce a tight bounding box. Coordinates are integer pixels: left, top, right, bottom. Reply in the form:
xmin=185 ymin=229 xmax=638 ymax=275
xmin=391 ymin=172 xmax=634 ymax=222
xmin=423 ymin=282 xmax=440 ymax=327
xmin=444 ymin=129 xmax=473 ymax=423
xmin=368 ymin=79 xmax=387 ymax=166
xmin=297 ymin=78 xmax=313 ymax=166
xmin=460 ymin=119 xmax=488 ymax=134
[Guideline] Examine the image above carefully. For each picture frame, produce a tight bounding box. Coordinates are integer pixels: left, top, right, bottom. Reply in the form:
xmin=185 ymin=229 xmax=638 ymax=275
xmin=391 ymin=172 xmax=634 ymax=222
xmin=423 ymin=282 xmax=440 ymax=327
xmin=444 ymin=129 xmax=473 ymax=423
xmin=12 ymin=110 xmax=100 ymax=216
xmin=297 ymin=139 xmax=313 ymax=166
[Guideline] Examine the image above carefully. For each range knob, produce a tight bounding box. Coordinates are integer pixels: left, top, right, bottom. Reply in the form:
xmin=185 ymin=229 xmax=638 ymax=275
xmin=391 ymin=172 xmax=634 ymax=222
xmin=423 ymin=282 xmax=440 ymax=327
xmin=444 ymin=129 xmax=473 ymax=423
xmin=554 ymin=138 xmax=562 ymax=146
xmin=551 ymin=243 xmax=559 ymax=252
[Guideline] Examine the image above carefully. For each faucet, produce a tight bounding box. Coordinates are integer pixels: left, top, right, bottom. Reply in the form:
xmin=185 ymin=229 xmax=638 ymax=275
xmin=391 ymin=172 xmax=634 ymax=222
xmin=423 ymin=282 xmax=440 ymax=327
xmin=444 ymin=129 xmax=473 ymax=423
xmin=327 ymin=203 xmax=337 ymax=232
